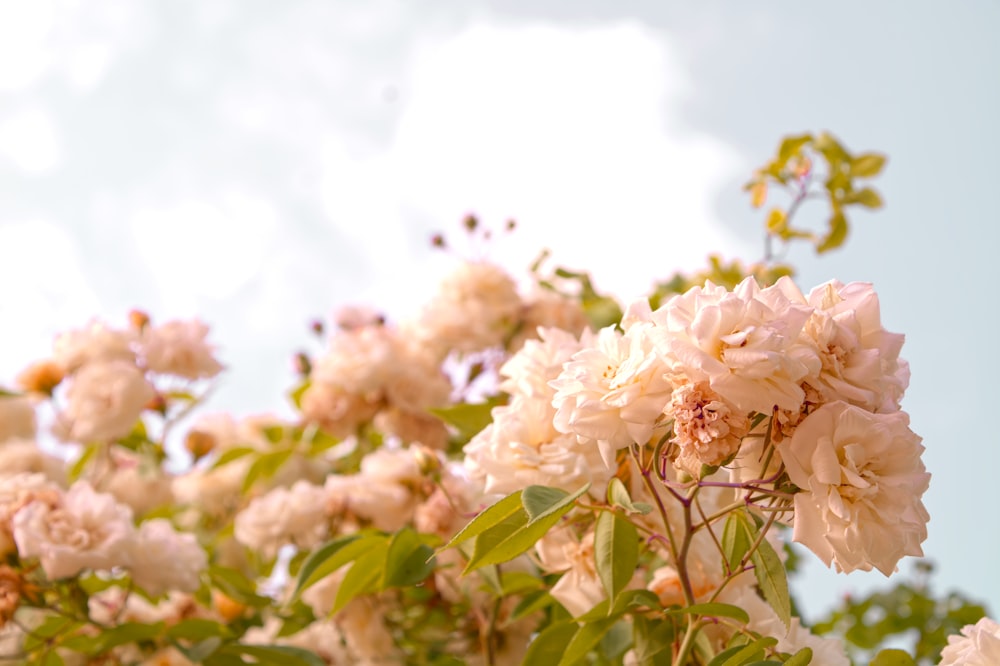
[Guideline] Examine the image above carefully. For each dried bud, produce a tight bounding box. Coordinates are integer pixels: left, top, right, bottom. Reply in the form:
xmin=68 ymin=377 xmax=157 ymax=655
xmin=505 ymin=218 xmax=517 ymax=232
xmin=0 ymin=566 xmax=22 ymax=629
xmin=185 ymin=429 xmax=217 ymax=460
xmin=431 ymin=233 xmax=447 ymax=249
xmin=16 ymin=360 xmax=64 ymax=395
xmin=309 ymin=319 xmax=325 ymax=337
xmin=293 ymin=352 xmax=312 ymax=377
xmin=462 ymin=213 xmax=479 ymax=232
xmin=145 ymin=392 xmax=167 ymax=415
xmin=128 ymin=309 xmax=151 ymax=331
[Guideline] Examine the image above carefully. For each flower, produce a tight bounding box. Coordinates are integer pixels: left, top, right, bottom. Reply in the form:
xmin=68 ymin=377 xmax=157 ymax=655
xmin=12 ymin=482 xmax=135 ymax=580
xmin=939 ymin=617 xmax=1000 ymax=665
xmin=800 ymin=280 xmax=909 ymax=413
xmin=551 ymin=323 xmax=673 ymax=467
xmin=649 ymin=277 xmax=816 ymax=415
xmin=535 ymin=528 xmax=607 ymax=617
xmin=777 ymin=401 xmax=929 ymax=575
xmin=233 ymin=481 xmax=329 ymax=557
xmin=0 ymin=396 xmax=36 ymax=443
xmin=52 ymin=320 xmax=136 ymax=374
xmin=130 ymin=519 xmax=207 ymax=596
xmin=54 ymin=360 xmax=155 ymax=443
xmin=140 ymin=319 xmax=224 ymax=380
xmin=668 ymin=381 xmax=748 ymax=477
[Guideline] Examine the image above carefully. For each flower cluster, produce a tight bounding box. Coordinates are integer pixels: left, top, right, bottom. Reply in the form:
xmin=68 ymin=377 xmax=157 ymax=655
xmin=0 ymin=250 xmax=960 ymax=666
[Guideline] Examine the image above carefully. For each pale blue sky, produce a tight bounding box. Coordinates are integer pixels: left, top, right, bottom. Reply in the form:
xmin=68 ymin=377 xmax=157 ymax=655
xmin=0 ymin=1 xmax=996 ymax=621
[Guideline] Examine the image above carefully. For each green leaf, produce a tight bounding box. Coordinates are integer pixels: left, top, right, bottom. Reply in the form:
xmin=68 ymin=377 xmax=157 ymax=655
xmin=382 ymin=527 xmax=435 ymax=588
xmin=242 ymin=448 xmax=295 ymax=493
xmin=209 ymin=566 xmax=272 ymax=608
xmin=465 ymin=484 xmax=589 ymax=572
xmin=599 ymin=620 xmax=633 ymax=660
xmin=217 ymin=644 xmax=326 ymax=666
xmin=524 ymin=484 xmax=590 ymax=522
xmin=869 ymin=649 xmax=917 ymax=666
xmin=498 ymin=571 xmax=545 ymax=596
xmin=84 ymin=622 xmax=166 ymax=654
xmin=292 ymin=534 xmax=383 ymax=600
xmin=709 ymin=636 xmax=778 ymax=666
xmin=332 ymin=551 xmax=385 ymax=614
xmin=778 ymin=134 xmax=813 ymax=163
xmin=558 ymin=618 xmax=619 ymax=666
xmin=816 ymin=210 xmax=848 ymax=254
xmin=607 ymin=478 xmax=652 ymax=515
xmin=509 ymin=590 xmax=556 ymax=623
xmin=440 ymin=490 xmax=524 ymax=552
xmin=40 ymin=651 xmax=66 ymax=666
xmin=632 ymin=614 xmax=677 ymax=662
xmin=210 ymin=446 xmax=256 ymax=470
xmin=850 ymin=152 xmax=887 ymax=177
xmin=783 ymin=647 xmax=813 ymax=665
xmin=430 ymin=397 xmax=505 ymax=443
xmin=665 ymin=602 xmax=750 ymax=625
xmin=594 ymin=511 xmax=638 ymax=603
xmin=722 ymin=512 xmax=753 ymax=574
xmin=178 ymin=636 xmax=224 ymax=662
xmin=751 ymin=536 xmax=791 ymax=629
xmin=165 ymin=619 xmax=234 ymax=642
xmin=68 ymin=443 xmax=99 ymax=482
xmin=844 ymin=187 xmax=884 ymax=209
xmin=522 ymin=623 xmax=578 ymax=665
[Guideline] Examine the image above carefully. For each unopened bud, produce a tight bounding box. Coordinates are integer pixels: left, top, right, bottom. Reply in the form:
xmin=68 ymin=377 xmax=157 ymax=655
xmin=505 ymin=218 xmax=517 ymax=232
xmin=293 ymin=352 xmax=312 ymax=377
xmin=128 ymin=309 xmax=151 ymax=331
xmin=462 ymin=213 xmax=479 ymax=232
xmin=15 ymin=360 xmax=64 ymax=395
xmin=0 ymin=566 xmax=22 ymax=629
xmin=413 ymin=445 xmax=441 ymax=476
xmin=185 ymin=430 xmax=217 ymax=460
xmin=431 ymin=233 xmax=447 ymax=249
xmin=310 ymin=319 xmax=325 ymax=337
xmin=212 ymin=590 xmax=247 ymax=622
xmin=145 ymin=393 xmax=167 ymax=415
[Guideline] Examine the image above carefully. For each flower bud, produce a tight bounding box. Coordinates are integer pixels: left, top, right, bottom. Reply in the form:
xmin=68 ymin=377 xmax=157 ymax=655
xmin=412 ymin=445 xmax=441 ymax=476
xmin=16 ymin=360 xmax=64 ymax=395
xmin=212 ymin=590 xmax=247 ymax=622
xmin=128 ymin=309 xmax=151 ymax=331
xmin=0 ymin=566 xmax=22 ymax=629
xmin=185 ymin=429 xmax=217 ymax=460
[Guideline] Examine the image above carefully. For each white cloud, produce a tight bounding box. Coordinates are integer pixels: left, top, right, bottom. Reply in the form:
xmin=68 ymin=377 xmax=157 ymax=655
xmin=387 ymin=22 xmax=750 ymax=301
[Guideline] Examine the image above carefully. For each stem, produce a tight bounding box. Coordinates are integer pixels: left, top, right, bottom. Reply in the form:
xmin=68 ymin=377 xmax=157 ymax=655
xmin=675 ymin=618 xmax=702 ymax=666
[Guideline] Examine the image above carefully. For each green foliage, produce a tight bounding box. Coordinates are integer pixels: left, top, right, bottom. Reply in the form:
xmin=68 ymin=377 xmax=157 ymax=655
xmin=810 ymin=562 xmax=988 ymax=665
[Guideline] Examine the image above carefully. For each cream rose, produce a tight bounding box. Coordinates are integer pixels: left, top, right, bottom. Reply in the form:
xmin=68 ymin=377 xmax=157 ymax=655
xmin=777 ymin=401 xmax=929 ymax=575
xmin=939 ymin=616 xmax=1000 ymax=665
xmin=129 ymin=519 xmax=207 ymax=596
xmin=12 ymin=482 xmax=135 ymax=580
xmin=140 ymin=319 xmax=224 ymax=380
xmin=55 ymin=360 xmax=155 ymax=443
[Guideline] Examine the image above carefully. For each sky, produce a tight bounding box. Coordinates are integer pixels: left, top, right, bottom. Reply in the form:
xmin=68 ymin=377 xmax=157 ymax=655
xmin=0 ymin=0 xmax=998 ymax=622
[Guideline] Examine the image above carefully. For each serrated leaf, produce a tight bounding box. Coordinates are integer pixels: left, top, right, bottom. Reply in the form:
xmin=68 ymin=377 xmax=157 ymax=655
xmin=850 ymin=153 xmax=887 ymax=177
xmin=751 ymin=536 xmax=791 ymax=629
xmin=594 ymin=511 xmax=638 ymax=603
xmin=869 ymin=649 xmax=917 ymax=666
xmin=817 ymin=210 xmax=848 ymax=254
xmin=523 ymin=623 xmax=578 ymax=665
xmin=440 ymin=490 xmax=523 ymax=553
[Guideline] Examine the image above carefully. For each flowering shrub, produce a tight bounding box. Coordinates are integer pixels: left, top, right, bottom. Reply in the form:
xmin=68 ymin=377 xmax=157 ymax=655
xmin=0 ymin=133 xmax=991 ymax=665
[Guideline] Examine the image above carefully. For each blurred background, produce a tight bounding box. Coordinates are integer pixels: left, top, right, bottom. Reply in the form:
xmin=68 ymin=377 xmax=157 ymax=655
xmin=0 ymin=1 xmax=997 ymax=622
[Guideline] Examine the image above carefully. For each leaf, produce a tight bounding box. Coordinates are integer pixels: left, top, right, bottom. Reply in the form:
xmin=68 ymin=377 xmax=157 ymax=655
xmin=332 ymin=552 xmax=385 ymax=614
xmin=783 ymin=647 xmax=813 ymax=665
xmin=709 ymin=636 xmax=778 ymax=666
xmin=523 ymin=483 xmax=589 ymax=522
xmin=778 ymin=133 xmax=813 ymax=162
xmin=68 ymin=444 xmax=99 ymax=482
xmin=509 ymin=591 xmax=556 ymax=624
xmin=607 ymin=478 xmax=652 ymax=515
xmin=850 ymin=152 xmax=887 ymax=177
xmin=209 ymin=566 xmax=272 ymax=608
xmin=216 ymin=644 xmax=326 ymax=666
xmin=558 ymin=618 xmax=619 ymax=666
xmin=440 ymin=490 xmax=523 ymax=553
xmin=292 ymin=534 xmax=383 ymax=600
xmin=85 ymin=622 xmax=166 ymax=654
xmin=465 ymin=484 xmax=589 ymax=572
xmin=722 ymin=511 xmax=752 ymax=574
xmin=177 ymin=636 xmax=224 ymax=663
xmin=765 ymin=208 xmax=787 ymax=233
xmin=750 ymin=536 xmax=792 ymax=630
xmin=242 ymin=448 xmax=295 ymax=493
xmin=522 ymin=623 xmax=578 ymax=665
xmin=382 ymin=527 xmax=435 ymax=588
xmin=165 ymin=619 xmax=234 ymax=641
xmin=594 ymin=511 xmax=638 ymax=603
xmin=816 ymin=210 xmax=848 ymax=254
xmin=665 ymin=602 xmax=750 ymax=625
xmin=209 ymin=446 xmax=256 ymax=470
xmin=430 ymin=397 xmax=505 ymax=443
xmin=869 ymin=649 xmax=917 ymax=666
xmin=845 ymin=187 xmax=884 ymax=209
xmin=632 ymin=614 xmax=677 ymax=662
